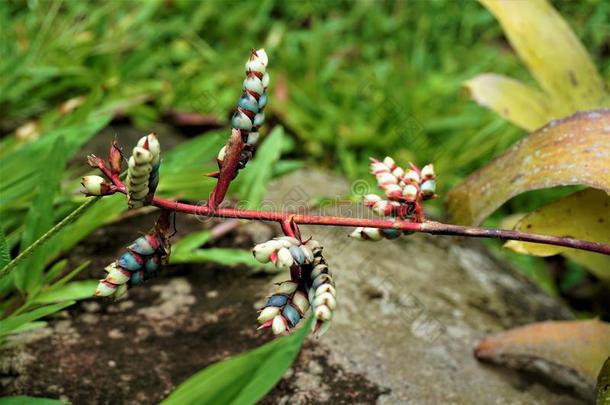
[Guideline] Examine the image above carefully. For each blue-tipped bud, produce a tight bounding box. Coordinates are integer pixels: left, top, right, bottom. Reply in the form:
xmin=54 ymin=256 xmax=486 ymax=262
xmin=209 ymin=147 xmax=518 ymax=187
xmin=266 ymin=294 xmax=289 ymax=307
xmin=289 ymin=245 xmax=305 ymax=265
xmin=258 ymin=93 xmax=267 ymax=109
xmin=282 ymin=305 xmax=302 ymax=328
xmin=231 ymin=110 xmax=253 ymax=130
xmin=130 ymin=270 xmax=144 ymax=285
xmin=128 ymin=235 xmax=157 ymax=256
xmin=381 ymin=228 xmax=401 ymax=240
xmin=118 ymin=251 xmax=144 ymax=271
xmin=238 ymin=93 xmax=259 ymax=113
xmin=243 ymin=76 xmax=264 ymax=95
xmin=253 ymin=112 xmax=265 ymax=127
xmin=145 ymin=255 xmax=160 ymax=273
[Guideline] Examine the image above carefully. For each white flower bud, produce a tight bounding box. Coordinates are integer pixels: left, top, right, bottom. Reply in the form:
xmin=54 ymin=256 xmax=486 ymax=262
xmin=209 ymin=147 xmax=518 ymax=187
xmin=276 ymin=247 xmax=294 ymax=269
xmin=299 ymin=245 xmax=314 ymax=263
xmin=349 ymin=227 xmax=365 ymax=240
xmin=370 ymin=161 xmax=389 ymax=174
xmin=94 ymin=280 xmax=117 ymax=297
xmin=384 ymin=184 xmax=402 ymax=199
xmin=315 ymin=283 xmax=336 ymax=297
xmin=243 ymin=76 xmax=264 ymax=95
xmin=274 ymin=236 xmax=300 ymax=247
xmin=363 ymin=227 xmax=383 ymax=241
xmin=252 ymin=241 xmax=280 ymax=263
xmin=257 ymin=306 xmax=280 ymax=323
xmin=420 ymin=164 xmax=435 ymax=179
xmin=132 ymin=147 xmax=153 ymax=165
xmin=402 ymin=184 xmax=418 ymax=201
xmin=255 ymin=48 xmax=268 ymax=67
xmin=314 ymin=305 xmax=333 ymax=322
xmin=392 ymin=167 xmax=405 ymax=179
xmin=246 ymin=132 xmax=259 ymax=145
xmin=376 ymin=172 xmax=397 ymax=186
xmin=276 ymin=280 xmax=298 ymax=294
xmin=245 ymin=58 xmax=266 ymax=73
xmin=421 ymin=179 xmax=436 ymax=196
xmin=272 ymin=315 xmax=288 ymax=335
xmin=382 ymin=156 xmax=396 ymax=169
xmin=217 ymin=145 xmax=227 ymax=162
xmin=403 ymin=170 xmax=420 ymax=184
xmin=313 ymin=292 xmax=337 ymax=310
xmin=292 ymin=291 xmax=310 ymax=314
xmin=106 ymin=263 xmax=131 ymax=284
xmin=81 ymin=175 xmax=107 ymax=196
xmin=363 ymin=194 xmax=382 ymax=206
xmin=137 ymin=133 xmax=161 ymax=160
xmin=262 ymin=72 xmax=270 ymax=89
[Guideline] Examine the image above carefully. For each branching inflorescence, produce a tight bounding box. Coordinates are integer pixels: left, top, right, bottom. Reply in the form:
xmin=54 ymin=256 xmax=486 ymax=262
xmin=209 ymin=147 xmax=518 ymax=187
xmin=80 ymin=48 xmax=610 ymax=339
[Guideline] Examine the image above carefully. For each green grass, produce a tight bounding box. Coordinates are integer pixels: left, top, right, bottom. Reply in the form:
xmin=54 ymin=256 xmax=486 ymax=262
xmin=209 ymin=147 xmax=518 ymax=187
xmin=0 ymin=0 xmax=608 ymax=333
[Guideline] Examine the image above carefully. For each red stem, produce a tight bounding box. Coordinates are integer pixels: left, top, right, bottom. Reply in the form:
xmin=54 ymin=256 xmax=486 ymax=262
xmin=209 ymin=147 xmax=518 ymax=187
xmin=97 ymin=160 xmax=610 ymax=256
xmin=207 ymin=129 xmax=244 ymax=209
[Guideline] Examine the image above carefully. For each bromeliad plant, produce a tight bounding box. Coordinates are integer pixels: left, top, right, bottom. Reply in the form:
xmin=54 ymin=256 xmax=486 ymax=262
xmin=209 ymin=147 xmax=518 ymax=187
xmin=79 ymin=48 xmax=609 ymax=339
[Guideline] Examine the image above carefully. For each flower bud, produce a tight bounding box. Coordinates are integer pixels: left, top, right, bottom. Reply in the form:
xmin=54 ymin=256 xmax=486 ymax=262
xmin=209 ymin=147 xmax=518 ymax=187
xmin=376 ymin=172 xmax=397 ymax=186
xmin=246 ymin=132 xmax=259 ymax=145
xmin=299 ymin=245 xmax=314 ymax=263
xmin=292 ymin=291 xmax=310 ymax=313
xmin=106 ymin=264 xmax=131 ymax=284
xmin=363 ymin=194 xmax=382 ymax=206
xmin=132 ymin=147 xmax=153 ymax=165
xmin=282 ymin=305 xmax=301 ymax=327
xmin=238 ymin=92 xmax=259 ymax=113
xmin=403 ymin=170 xmax=420 ymax=184
xmin=255 ymin=48 xmax=268 ymax=67
xmin=272 ymin=315 xmax=288 ymax=335
xmin=314 ymin=305 xmax=333 ymax=322
xmin=420 ymin=164 xmax=435 ymax=179
xmin=257 ymin=306 xmax=281 ymax=323
xmin=313 ymin=292 xmax=337 ymax=310
xmin=402 ymin=184 xmax=418 ymax=202
xmin=392 ymin=167 xmax=405 ymax=179
xmin=420 ymin=179 xmax=436 ymax=197
xmin=276 ymin=247 xmax=294 ymax=269
xmin=276 ymin=280 xmax=298 ymax=294
xmin=137 ymin=133 xmax=161 ymax=163
xmin=382 ymin=156 xmax=396 ymax=170
xmin=81 ymin=175 xmax=108 ymax=196
xmin=384 ymin=184 xmax=402 ymax=199
xmin=253 ymin=112 xmax=265 ymax=127
xmin=252 ymin=241 xmax=281 ymax=263
xmin=370 ymin=161 xmax=389 ymax=175
xmin=257 ymin=93 xmax=268 ymax=109
xmin=231 ymin=109 xmax=253 ymax=130
xmin=95 ymin=280 xmax=117 ymax=297
xmin=243 ymin=75 xmax=264 ymax=95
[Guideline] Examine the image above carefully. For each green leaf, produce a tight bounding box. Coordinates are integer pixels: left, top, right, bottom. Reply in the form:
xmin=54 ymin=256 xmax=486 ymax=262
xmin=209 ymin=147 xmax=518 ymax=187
xmin=238 ymin=126 xmax=285 ymax=209
xmin=479 ymin=0 xmax=609 ymax=111
xmin=0 ymin=227 xmax=10 ymax=269
xmin=464 ymin=74 xmax=555 ymax=131
xmin=15 ymin=136 xmax=68 ymax=294
xmin=33 ymin=280 xmax=97 ymax=304
xmin=163 ymin=318 xmax=311 ymax=405
xmin=0 ymin=301 xmax=74 ymax=336
xmin=171 ymin=248 xmax=263 ymax=268
xmin=446 ymin=110 xmax=610 ymax=225
xmin=171 ymin=230 xmax=213 ymax=255
xmin=596 ymin=357 xmax=610 ymax=405
xmin=0 ymin=396 xmax=62 ymax=405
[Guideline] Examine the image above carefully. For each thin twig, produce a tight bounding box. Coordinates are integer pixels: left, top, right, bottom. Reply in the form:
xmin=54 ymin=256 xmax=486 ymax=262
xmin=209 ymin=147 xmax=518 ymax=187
xmin=0 ymin=198 xmax=99 ymax=277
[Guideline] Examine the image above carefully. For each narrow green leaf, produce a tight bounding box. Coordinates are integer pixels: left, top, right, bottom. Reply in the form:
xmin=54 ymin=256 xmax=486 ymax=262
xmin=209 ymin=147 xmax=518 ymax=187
xmin=171 ymin=230 xmax=213 ymax=256
xmin=0 ymin=396 xmax=62 ymax=405
xmin=46 ymin=261 xmax=90 ymax=291
xmin=0 ymin=301 xmax=74 ymax=336
xmin=33 ymin=280 xmax=97 ymax=304
xmin=171 ymin=248 xmax=263 ymax=268
xmin=0 ymin=227 xmax=10 ymax=269
xmin=163 ymin=318 xmax=311 ymax=405
xmin=238 ymin=126 xmax=285 ymax=209
xmin=15 ymin=136 xmax=68 ymax=294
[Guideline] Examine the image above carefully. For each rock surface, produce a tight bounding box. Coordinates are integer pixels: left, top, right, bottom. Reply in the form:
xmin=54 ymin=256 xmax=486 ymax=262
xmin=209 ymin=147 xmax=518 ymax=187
xmin=1 ymin=169 xmax=582 ymax=404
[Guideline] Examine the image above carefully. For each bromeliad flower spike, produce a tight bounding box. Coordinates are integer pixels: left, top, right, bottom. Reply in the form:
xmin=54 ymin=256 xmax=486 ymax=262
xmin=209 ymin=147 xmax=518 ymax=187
xmin=76 ymin=48 xmax=610 ymax=340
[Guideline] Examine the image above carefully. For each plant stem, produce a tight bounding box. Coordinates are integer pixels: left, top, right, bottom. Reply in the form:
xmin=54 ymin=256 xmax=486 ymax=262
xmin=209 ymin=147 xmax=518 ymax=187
xmin=207 ymin=129 xmax=244 ymax=209
xmin=98 ymin=160 xmax=610 ymax=256
xmin=0 ymin=198 xmax=99 ymax=277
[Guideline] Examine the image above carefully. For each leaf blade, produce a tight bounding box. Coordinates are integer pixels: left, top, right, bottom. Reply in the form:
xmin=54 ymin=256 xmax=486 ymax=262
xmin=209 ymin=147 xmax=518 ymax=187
xmin=446 ymin=110 xmax=610 ymax=225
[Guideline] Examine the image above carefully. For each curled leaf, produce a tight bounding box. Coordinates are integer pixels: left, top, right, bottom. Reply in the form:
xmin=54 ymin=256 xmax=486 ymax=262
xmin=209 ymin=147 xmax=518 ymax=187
xmin=446 ymin=109 xmax=610 ymax=225
xmin=475 ymin=319 xmax=610 ymax=401
xmin=479 ymin=0 xmax=609 ymax=111
xmin=464 ymin=73 xmax=554 ymax=131
xmin=504 ymin=189 xmax=610 ymax=281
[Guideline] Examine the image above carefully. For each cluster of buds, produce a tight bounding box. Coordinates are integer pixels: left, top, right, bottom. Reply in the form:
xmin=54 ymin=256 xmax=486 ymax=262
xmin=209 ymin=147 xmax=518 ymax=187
xmin=253 ymin=237 xmax=336 ymax=336
xmin=350 ymin=156 xmax=437 ymax=241
xmin=95 ymin=231 xmax=169 ymax=298
xmin=214 ymin=49 xmax=269 ymax=177
xmin=369 ymin=156 xmax=436 ymax=207
xmin=126 ymin=133 xmax=161 ymax=208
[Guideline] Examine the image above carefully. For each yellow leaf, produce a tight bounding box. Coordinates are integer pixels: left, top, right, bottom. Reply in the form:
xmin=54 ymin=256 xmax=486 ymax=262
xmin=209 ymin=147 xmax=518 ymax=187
xmin=479 ymin=0 xmax=609 ymax=111
xmin=504 ymin=189 xmax=610 ymax=280
xmin=465 ymin=74 xmax=555 ymax=131
xmin=446 ymin=110 xmax=610 ymax=225
xmin=476 ymin=319 xmax=610 ymax=397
